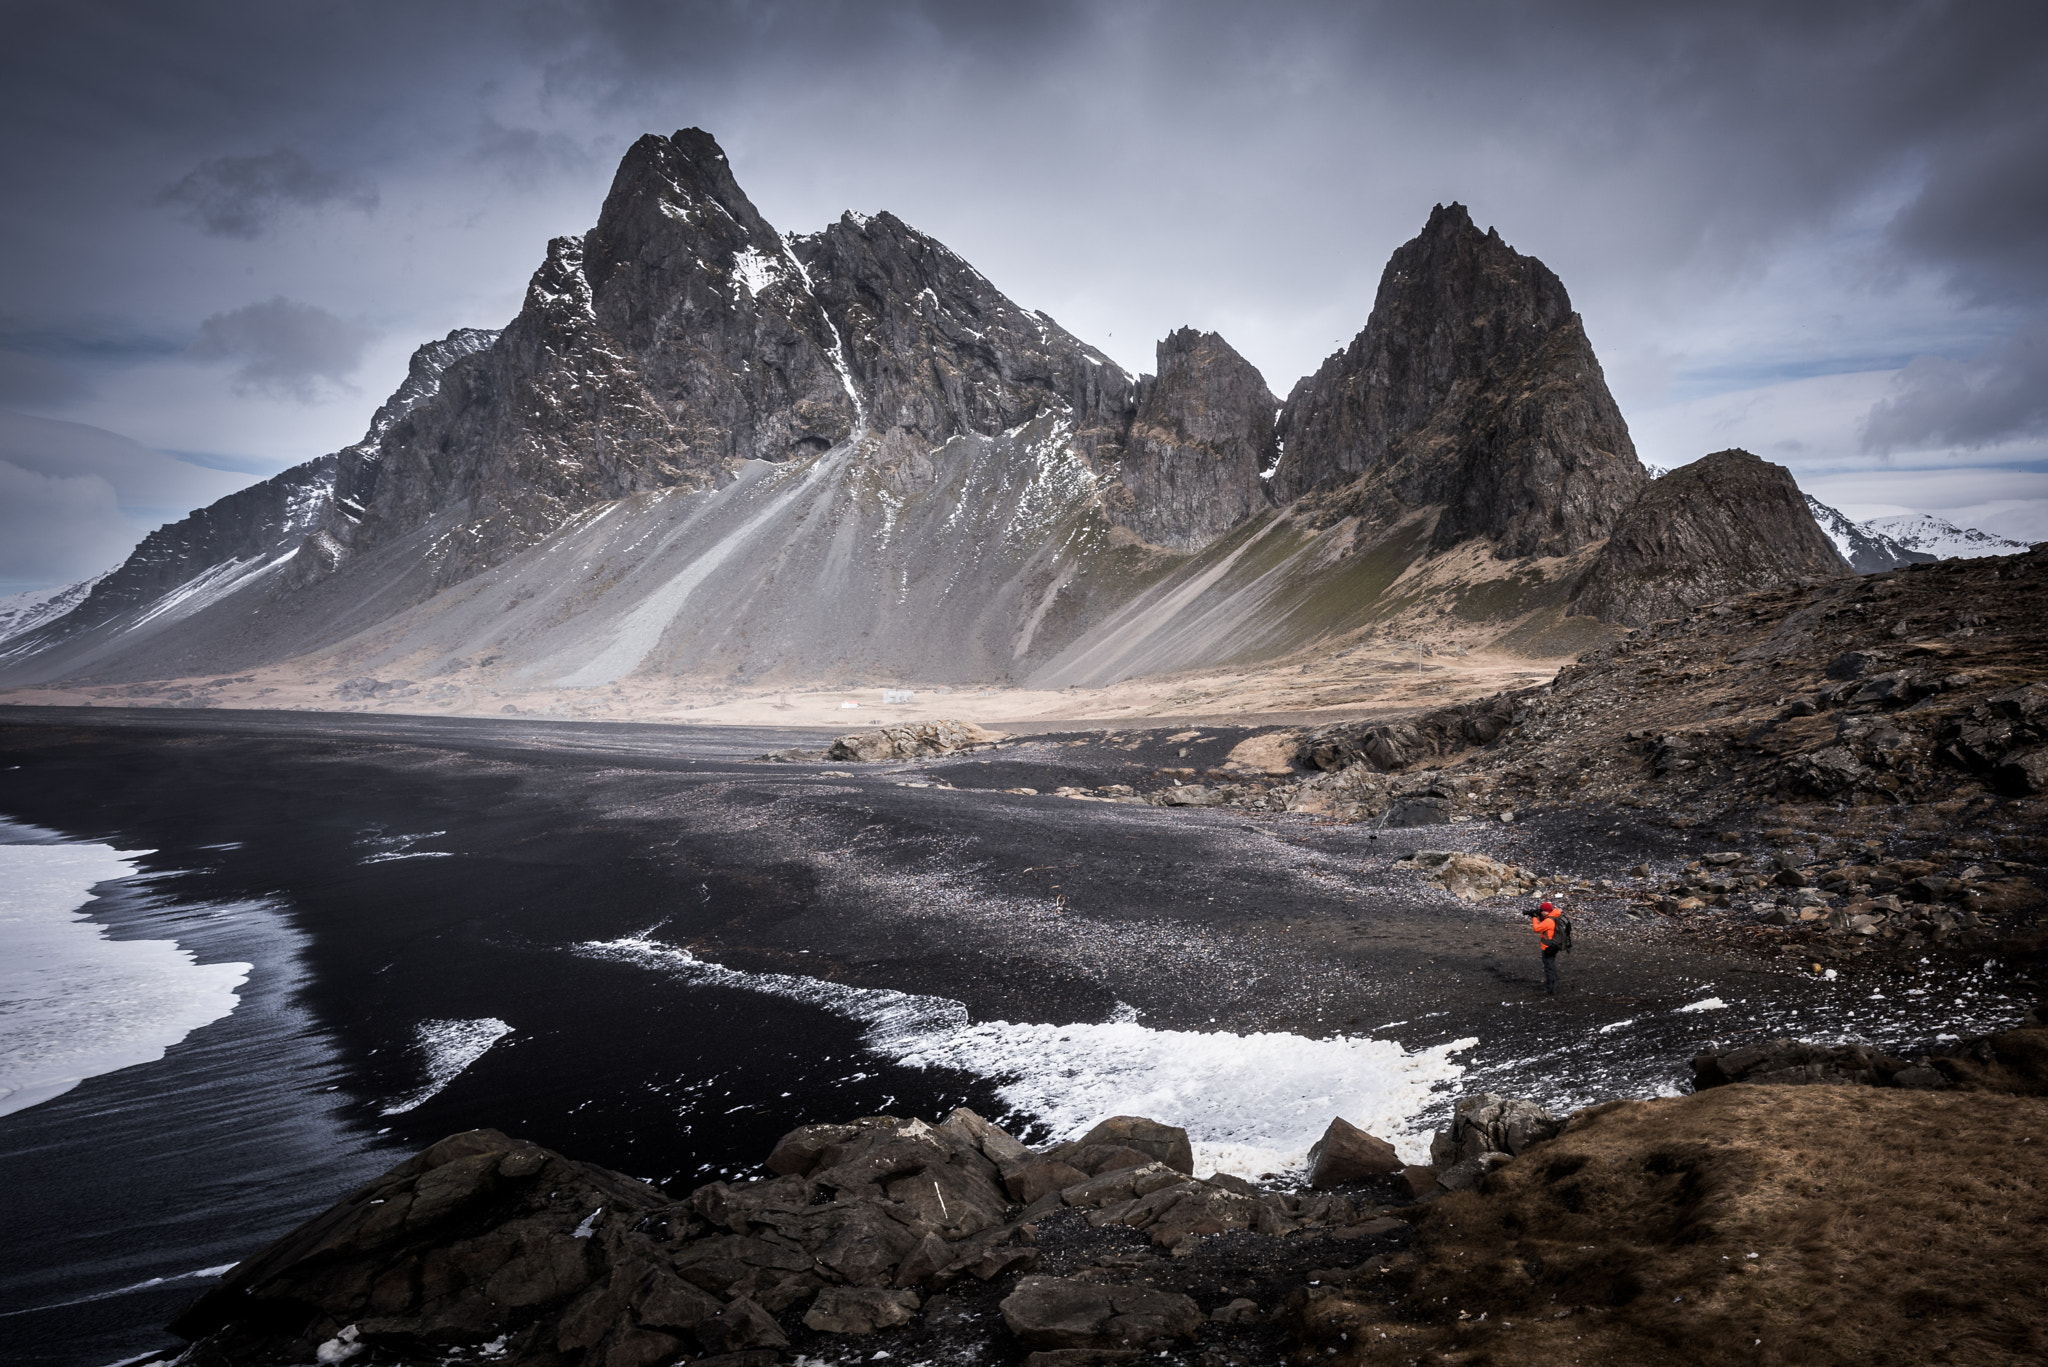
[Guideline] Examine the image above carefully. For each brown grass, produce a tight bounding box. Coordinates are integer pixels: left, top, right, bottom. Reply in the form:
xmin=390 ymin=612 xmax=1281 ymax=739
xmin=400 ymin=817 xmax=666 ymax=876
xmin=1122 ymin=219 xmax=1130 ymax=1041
xmin=1302 ymin=1086 xmax=2048 ymax=1366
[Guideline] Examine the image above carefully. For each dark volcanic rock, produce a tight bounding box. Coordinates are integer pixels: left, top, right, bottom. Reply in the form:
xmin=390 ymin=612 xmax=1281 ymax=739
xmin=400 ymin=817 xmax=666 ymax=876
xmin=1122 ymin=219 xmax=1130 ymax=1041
xmin=999 ymin=1276 xmax=1202 ymax=1350
xmin=791 ymin=211 xmax=1135 ymax=481
xmin=1270 ymin=203 xmax=1644 ymax=558
xmin=1568 ymin=448 xmax=1855 ymax=626
xmin=1692 ymin=1038 xmax=1930 ymax=1089
xmin=1305 ymin=1117 xmax=1403 ymax=1187
xmin=1103 ymin=327 xmax=1276 ymax=550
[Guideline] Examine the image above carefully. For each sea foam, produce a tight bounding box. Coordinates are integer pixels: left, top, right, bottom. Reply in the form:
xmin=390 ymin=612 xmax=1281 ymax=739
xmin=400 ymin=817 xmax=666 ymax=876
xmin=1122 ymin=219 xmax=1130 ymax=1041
xmin=382 ymin=1017 xmax=515 ymax=1115
xmin=0 ymin=843 xmax=250 ymax=1117
xmin=579 ymin=937 xmax=1471 ymax=1175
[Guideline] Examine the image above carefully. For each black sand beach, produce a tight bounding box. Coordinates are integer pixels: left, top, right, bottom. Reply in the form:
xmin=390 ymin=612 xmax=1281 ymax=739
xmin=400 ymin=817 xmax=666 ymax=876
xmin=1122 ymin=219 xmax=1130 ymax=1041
xmin=0 ymin=708 xmax=2028 ymax=1366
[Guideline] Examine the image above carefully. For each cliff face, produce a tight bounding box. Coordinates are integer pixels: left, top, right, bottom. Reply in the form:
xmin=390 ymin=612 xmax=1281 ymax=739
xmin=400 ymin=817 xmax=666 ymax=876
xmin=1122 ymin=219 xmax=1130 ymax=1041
xmin=1568 ymin=449 xmax=1855 ymax=626
xmin=794 ymin=211 xmax=1133 ymax=465
xmin=1272 ymin=204 xmax=1644 ymax=557
xmin=1103 ymin=328 xmax=1276 ymax=551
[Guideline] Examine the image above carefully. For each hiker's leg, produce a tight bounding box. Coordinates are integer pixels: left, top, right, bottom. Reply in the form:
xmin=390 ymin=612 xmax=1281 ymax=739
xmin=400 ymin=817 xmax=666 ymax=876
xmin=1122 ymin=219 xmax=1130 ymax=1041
xmin=1543 ymin=950 xmax=1558 ymax=995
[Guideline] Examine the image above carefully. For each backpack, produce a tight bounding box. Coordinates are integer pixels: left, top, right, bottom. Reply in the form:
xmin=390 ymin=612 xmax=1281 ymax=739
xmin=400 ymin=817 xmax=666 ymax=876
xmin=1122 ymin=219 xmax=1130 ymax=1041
xmin=1554 ymin=917 xmax=1574 ymax=952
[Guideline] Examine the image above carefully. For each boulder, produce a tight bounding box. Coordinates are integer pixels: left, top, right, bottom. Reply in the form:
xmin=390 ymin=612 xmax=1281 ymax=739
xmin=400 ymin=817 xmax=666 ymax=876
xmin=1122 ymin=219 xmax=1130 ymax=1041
xmin=826 ymin=720 xmax=1002 ymax=762
xmin=1305 ymin=1117 xmax=1403 ymax=1187
xmin=695 ymin=1296 xmax=789 ymax=1354
xmin=1436 ymin=1152 xmax=1510 ymax=1192
xmin=1005 ymin=1159 xmax=1090 ymax=1205
xmin=1399 ymin=1165 xmax=1439 ymax=1200
xmin=1070 ymin=1117 xmax=1194 ymax=1174
xmin=999 ymin=1276 xmax=1202 ymax=1349
xmin=1384 ymin=796 xmax=1450 ymax=826
xmin=1058 ymin=1161 xmax=1186 ymax=1209
xmin=1154 ymin=785 xmax=1224 ymax=807
xmin=1050 ymin=1142 xmax=1156 ymax=1176
xmin=1992 ymin=747 xmax=2048 ymax=796
xmin=803 ymin=1286 xmax=920 ymax=1334
xmin=1439 ymin=1094 xmax=1562 ymax=1160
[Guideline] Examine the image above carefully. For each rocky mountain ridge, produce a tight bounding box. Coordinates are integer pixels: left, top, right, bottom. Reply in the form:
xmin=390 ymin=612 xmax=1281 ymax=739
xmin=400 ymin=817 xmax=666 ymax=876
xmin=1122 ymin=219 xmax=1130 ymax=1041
xmin=0 ymin=134 xmax=1863 ymax=700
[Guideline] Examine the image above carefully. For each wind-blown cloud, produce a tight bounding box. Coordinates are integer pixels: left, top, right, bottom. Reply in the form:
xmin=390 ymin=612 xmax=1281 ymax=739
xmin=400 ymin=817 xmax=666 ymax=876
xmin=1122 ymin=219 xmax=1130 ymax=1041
xmin=187 ymin=298 xmax=375 ymax=401
xmin=1861 ymin=331 xmax=2048 ymax=453
xmin=0 ymin=461 xmax=137 ymax=589
xmin=158 ymin=148 xmax=378 ymax=238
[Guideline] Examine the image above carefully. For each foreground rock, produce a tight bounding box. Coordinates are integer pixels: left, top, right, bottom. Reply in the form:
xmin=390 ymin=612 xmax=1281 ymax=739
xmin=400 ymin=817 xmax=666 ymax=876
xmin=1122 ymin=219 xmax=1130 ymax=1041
xmin=1693 ymin=1026 xmax=2048 ymax=1095
xmin=1305 ymin=1118 xmax=1402 ymax=1188
xmin=168 ymin=1106 xmax=1418 ymax=1365
xmin=999 ymin=1275 xmax=1202 ymax=1350
xmin=826 ymin=720 xmax=1003 ymax=762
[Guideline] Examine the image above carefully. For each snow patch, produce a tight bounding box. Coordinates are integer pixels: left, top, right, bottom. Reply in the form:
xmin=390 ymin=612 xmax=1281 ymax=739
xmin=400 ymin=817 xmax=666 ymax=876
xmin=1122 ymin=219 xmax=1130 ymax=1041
xmin=1676 ymin=997 xmax=1727 ymax=1013
xmin=731 ymin=247 xmax=779 ymax=298
xmin=576 ymin=938 xmax=1472 ymax=1175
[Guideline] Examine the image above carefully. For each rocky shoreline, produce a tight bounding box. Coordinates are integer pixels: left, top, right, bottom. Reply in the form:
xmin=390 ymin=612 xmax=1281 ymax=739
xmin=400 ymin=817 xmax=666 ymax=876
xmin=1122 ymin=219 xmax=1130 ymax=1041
xmin=159 ymin=1004 xmax=2048 ymax=1367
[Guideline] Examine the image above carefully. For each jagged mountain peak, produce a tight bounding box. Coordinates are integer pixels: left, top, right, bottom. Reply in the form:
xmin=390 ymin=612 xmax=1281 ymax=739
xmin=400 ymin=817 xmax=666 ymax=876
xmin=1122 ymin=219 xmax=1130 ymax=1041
xmin=791 ymin=209 xmax=1134 ymax=454
xmin=1104 ymin=327 xmax=1276 ymax=551
xmin=1271 ymin=204 xmax=1640 ymax=558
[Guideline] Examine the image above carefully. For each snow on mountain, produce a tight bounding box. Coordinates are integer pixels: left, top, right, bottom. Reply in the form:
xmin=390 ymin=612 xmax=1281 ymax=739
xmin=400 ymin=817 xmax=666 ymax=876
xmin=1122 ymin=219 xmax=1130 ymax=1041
xmin=1864 ymin=513 xmax=2030 ymax=561
xmin=0 ymin=575 xmax=105 ymax=647
xmin=1803 ymin=494 xmax=1928 ymax=573
xmin=1799 ymin=495 xmax=2029 ymax=573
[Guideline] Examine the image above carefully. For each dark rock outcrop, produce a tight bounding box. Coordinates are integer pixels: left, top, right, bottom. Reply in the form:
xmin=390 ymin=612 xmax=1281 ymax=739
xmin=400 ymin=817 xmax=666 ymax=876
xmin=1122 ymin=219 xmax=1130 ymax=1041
xmin=1694 ymin=1029 xmax=2048 ymax=1095
xmin=1103 ymin=327 xmax=1276 ymax=550
xmin=327 ymin=130 xmax=858 ymax=595
xmin=824 ymin=719 xmax=1003 ymax=762
xmin=1568 ymin=448 xmax=1856 ymax=626
xmin=1271 ymin=203 xmax=1645 ymax=558
xmin=792 ymin=211 xmax=1135 ymax=481
xmin=1305 ymin=1117 xmax=1403 ymax=1187
xmin=999 ymin=1276 xmax=1202 ymax=1350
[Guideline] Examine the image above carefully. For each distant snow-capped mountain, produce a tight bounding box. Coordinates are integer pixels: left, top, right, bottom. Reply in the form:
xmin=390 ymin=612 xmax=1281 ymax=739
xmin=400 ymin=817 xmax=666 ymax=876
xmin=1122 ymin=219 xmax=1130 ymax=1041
xmin=1801 ymin=495 xmax=2027 ymax=573
xmin=0 ymin=575 xmax=105 ymax=647
xmin=1865 ymin=513 xmax=2030 ymax=561
xmin=1803 ymin=495 xmax=1931 ymax=573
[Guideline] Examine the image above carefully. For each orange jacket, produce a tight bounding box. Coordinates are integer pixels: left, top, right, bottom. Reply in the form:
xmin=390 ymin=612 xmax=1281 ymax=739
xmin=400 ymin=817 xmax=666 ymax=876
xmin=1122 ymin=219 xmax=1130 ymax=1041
xmin=1532 ymin=913 xmax=1558 ymax=948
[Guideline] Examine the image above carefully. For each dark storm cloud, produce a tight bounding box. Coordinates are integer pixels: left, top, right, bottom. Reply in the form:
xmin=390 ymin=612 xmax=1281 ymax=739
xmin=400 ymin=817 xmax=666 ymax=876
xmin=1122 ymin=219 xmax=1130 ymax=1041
xmin=158 ymin=149 xmax=380 ymax=238
xmin=187 ymin=299 xmax=376 ymax=402
xmin=0 ymin=2 xmax=2042 ymax=485
xmin=1863 ymin=331 xmax=2048 ymax=453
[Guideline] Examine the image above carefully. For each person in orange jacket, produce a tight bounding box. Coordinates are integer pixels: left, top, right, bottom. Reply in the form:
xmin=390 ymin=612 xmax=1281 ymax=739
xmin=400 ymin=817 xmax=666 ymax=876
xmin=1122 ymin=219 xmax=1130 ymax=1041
xmin=1532 ymin=901 xmax=1562 ymax=996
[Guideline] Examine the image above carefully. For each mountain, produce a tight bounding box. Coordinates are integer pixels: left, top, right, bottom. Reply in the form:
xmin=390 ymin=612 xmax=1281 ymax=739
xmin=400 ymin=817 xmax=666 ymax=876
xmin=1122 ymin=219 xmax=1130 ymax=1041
xmin=1569 ymin=450 xmax=1853 ymax=626
xmin=0 ymin=575 xmax=104 ymax=647
xmin=1270 ymin=203 xmax=1645 ymax=558
xmin=1803 ymin=494 xmax=1929 ymax=573
xmin=1864 ymin=513 xmax=2030 ymax=561
xmin=0 ymin=135 xmax=1848 ymax=705
xmin=1800 ymin=495 xmax=2031 ymax=573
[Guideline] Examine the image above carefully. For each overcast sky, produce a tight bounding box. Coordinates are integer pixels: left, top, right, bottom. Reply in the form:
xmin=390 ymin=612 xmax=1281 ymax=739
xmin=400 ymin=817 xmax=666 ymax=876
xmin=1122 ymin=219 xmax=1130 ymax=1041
xmin=2 ymin=0 xmax=2044 ymax=590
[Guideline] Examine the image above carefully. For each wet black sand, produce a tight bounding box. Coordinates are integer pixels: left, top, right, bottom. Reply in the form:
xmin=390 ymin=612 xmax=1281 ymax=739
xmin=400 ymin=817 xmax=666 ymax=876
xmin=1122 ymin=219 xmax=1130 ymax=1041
xmin=0 ymin=708 xmax=2028 ymax=1365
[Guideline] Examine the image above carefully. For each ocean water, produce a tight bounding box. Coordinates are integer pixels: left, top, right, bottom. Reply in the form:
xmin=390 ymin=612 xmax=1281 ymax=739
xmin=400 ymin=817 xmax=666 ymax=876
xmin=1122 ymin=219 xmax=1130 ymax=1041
xmin=0 ymin=832 xmax=250 ymax=1117
xmin=0 ymin=823 xmax=391 ymax=1367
